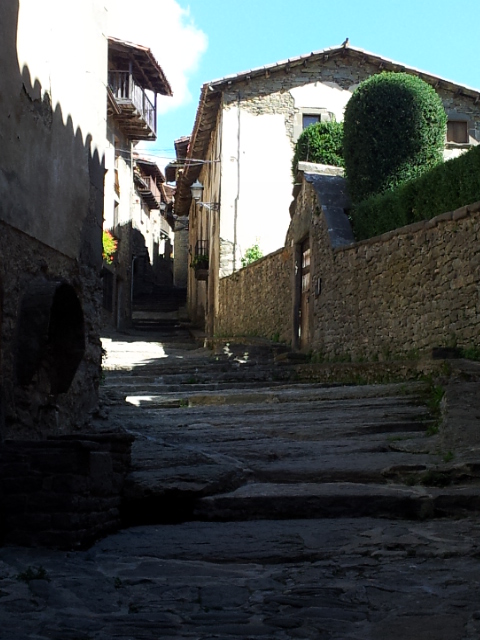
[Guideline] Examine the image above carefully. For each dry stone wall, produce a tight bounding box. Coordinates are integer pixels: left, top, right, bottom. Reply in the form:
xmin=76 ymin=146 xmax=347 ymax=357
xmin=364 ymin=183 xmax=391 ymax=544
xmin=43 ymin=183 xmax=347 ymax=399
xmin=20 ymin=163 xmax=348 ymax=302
xmin=311 ymin=199 xmax=480 ymax=360
xmin=216 ymin=175 xmax=480 ymax=360
xmin=216 ymin=247 xmax=293 ymax=342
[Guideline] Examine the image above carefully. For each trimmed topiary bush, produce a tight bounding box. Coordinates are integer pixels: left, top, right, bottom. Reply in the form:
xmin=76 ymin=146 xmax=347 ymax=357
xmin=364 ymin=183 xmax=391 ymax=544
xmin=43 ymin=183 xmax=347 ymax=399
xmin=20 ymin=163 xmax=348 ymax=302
xmin=351 ymin=144 xmax=480 ymax=240
xmin=343 ymin=72 xmax=447 ymax=203
xmin=292 ymin=120 xmax=344 ymax=178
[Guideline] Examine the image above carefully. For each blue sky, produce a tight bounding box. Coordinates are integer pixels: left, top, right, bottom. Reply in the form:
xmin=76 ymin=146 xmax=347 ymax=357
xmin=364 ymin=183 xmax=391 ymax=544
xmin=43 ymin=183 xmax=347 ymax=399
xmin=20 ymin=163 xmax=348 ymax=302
xmin=136 ymin=0 xmax=480 ymax=170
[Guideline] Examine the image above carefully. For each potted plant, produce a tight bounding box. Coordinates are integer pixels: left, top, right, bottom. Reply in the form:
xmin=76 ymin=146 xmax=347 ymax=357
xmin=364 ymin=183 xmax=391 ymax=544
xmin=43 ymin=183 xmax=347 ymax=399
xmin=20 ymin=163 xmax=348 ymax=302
xmin=191 ymin=254 xmax=209 ymax=280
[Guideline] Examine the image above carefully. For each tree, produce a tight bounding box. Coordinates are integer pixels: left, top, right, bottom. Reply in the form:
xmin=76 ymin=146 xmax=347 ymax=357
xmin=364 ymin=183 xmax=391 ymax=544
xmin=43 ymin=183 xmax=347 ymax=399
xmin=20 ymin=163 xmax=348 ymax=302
xmin=292 ymin=120 xmax=344 ymax=178
xmin=241 ymin=243 xmax=263 ymax=268
xmin=343 ymin=72 xmax=447 ymax=203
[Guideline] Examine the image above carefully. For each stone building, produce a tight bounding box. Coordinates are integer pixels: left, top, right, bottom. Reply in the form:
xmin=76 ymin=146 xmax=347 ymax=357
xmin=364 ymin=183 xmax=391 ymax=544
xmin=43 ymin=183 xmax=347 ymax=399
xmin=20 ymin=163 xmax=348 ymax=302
xmin=0 ymin=4 xmax=142 ymax=547
xmin=165 ymin=136 xmax=190 ymax=289
xmin=132 ymin=157 xmax=174 ymax=290
xmin=103 ymin=37 xmax=172 ymax=329
xmin=0 ymin=0 xmax=108 ymax=439
xmin=174 ymin=44 xmax=480 ymax=335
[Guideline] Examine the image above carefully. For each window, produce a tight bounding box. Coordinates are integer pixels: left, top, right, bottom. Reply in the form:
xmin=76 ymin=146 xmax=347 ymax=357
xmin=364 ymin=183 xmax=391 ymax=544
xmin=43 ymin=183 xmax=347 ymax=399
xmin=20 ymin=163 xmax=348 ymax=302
xmin=447 ymin=120 xmax=468 ymax=144
xmin=302 ymin=114 xmax=321 ymax=129
xmin=293 ymin=109 xmax=335 ymax=141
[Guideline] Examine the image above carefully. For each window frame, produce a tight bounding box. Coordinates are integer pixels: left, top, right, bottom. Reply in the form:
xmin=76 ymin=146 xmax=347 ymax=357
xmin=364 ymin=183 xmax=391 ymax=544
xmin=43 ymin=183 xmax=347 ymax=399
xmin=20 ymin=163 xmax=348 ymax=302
xmin=293 ymin=108 xmax=335 ymax=141
xmin=445 ymin=111 xmax=476 ymax=149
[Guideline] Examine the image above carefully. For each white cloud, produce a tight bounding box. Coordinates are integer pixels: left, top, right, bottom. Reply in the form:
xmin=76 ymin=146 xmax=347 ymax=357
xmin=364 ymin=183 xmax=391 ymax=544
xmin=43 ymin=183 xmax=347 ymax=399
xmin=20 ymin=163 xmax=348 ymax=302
xmin=104 ymin=0 xmax=207 ymax=114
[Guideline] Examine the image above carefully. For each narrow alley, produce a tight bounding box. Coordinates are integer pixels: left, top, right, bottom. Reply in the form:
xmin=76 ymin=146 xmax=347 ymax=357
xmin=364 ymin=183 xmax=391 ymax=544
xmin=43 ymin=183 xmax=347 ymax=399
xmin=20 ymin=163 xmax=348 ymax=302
xmin=2 ymin=4 xmax=480 ymax=639
xmin=1 ymin=296 xmax=480 ymax=640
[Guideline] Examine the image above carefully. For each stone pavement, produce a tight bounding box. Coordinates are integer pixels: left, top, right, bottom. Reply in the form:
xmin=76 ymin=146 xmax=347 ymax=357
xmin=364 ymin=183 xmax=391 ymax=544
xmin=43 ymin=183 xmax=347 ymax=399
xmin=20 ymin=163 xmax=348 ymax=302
xmin=1 ymin=517 xmax=480 ymax=639
xmin=1 ymin=319 xmax=480 ymax=639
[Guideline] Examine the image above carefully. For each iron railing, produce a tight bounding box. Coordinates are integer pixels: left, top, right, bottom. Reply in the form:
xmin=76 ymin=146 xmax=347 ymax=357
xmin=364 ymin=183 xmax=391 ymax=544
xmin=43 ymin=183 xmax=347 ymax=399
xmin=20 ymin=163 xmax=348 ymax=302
xmin=195 ymin=240 xmax=209 ymax=257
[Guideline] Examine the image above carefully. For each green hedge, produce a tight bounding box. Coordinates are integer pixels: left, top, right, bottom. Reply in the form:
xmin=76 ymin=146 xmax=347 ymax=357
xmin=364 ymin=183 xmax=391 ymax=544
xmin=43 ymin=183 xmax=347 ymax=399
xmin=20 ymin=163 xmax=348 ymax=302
xmin=351 ymin=145 xmax=480 ymax=240
xmin=292 ymin=121 xmax=344 ymax=178
xmin=343 ymin=72 xmax=446 ymax=203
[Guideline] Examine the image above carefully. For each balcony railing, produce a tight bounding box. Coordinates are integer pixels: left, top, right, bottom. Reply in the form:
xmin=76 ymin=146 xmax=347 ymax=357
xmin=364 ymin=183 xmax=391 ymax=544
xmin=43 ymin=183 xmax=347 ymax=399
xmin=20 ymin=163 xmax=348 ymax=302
xmin=137 ymin=174 xmax=161 ymax=209
xmin=195 ymin=240 xmax=209 ymax=257
xmin=109 ymin=71 xmax=156 ymax=138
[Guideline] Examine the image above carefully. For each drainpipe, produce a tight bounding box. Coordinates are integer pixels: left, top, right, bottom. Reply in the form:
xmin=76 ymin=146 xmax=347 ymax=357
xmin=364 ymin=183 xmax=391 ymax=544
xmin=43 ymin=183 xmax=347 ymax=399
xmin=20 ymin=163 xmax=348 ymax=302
xmin=234 ymin=92 xmax=241 ymax=272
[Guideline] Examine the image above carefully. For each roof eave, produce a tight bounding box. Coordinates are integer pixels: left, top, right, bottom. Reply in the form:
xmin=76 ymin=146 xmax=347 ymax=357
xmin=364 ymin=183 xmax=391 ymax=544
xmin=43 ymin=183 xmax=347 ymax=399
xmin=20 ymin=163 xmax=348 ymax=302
xmin=174 ymin=43 xmax=480 ymax=217
xmin=108 ymin=36 xmax=173 ymax=96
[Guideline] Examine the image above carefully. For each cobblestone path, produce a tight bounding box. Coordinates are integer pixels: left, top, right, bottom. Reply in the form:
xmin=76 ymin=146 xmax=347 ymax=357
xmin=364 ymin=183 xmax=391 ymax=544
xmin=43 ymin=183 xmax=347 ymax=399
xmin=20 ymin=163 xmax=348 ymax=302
xmin=1 ymin=318 xmax=480 ymax=639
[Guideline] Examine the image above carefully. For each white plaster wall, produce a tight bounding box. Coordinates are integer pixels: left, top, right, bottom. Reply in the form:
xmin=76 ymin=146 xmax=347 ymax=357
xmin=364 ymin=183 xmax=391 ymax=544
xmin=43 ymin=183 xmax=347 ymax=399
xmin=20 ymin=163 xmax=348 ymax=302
xmin=130 ymin=190 xmax=170 ymax=263
xmin=220 ymin=107 xmax=293 ymax=266
xmin=0 ymin=0 xmax=108 ymax=259
xmin=103 ymin=140 xmax=117 ymax=230
xmin=103 ymin=143 xmax=132 ymax=230
xmin=444 ymin=147 xmax=472 ymax=161
xmin=218 ymin=82 xmax=354 ymax=270
xmin=116 ymin=158 xmax=133 ymax=226
xmin=17 ymin=0 xmax=107 ymax=159
xmin=290 ymin=81 xmax=353 ymax=123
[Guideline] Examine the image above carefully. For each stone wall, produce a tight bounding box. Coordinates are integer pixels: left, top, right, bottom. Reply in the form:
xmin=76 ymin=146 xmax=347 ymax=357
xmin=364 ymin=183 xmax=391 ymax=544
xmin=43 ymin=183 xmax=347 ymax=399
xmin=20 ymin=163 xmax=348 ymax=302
xmin=311 ymin=197 xmax=480 ymax=360
xmin=1 ymin=2 xmax=105 ymax=439
xmin=215 ymin=247 xmax=293 ymax=342
xmin=174 ymin=218 xmax=189 ymax=288
xmin=223 ymin=56 xmax=480 ymax=146
xmin=0 ymin=433 xmax=133 ymax=549
xmin=217 ymin=169 xmax=480 ymax=360
xmin=0 ymin=222 xmax=103 ymax=441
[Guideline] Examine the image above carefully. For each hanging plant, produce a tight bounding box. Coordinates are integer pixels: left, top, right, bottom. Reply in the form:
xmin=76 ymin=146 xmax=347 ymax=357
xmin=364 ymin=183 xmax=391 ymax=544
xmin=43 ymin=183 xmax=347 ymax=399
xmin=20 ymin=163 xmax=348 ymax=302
xmin=190 ymin=254 xmax=209 ymax=270
xmin=102 ymin=230 xmax=118 ymax=264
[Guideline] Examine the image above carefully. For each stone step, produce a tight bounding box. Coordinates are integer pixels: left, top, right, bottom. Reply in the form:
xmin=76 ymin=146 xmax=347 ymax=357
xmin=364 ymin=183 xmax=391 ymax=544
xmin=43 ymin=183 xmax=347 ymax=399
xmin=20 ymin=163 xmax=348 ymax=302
xmin=122 ymin=390 xmax=431 ymax=411
xmin=102 ymin=380 xmax=297 ymax=394
xmin=103 ymin=360 xmax=290 ymax=377
xmin=117 ymin=383 xmax=428 ymax=404
xmin=104 ymin=369 xmax=295 ymax=383
xmin=193 ymin=481 xmax=480 ymax=522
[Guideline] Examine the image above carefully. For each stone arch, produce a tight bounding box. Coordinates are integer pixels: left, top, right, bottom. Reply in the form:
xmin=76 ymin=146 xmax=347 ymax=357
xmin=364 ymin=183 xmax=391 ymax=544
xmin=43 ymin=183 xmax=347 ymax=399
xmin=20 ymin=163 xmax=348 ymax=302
xmin=16 ymin=279 xmax=85 ymax=394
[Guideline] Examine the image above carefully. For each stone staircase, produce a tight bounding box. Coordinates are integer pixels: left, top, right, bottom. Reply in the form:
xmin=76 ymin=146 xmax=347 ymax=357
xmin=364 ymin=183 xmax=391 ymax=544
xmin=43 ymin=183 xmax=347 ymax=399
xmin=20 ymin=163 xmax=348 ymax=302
xmin=132 ymin=285 xmax=187 ymax=332
xmin=99 ymin=317 xmax=480 ymax=530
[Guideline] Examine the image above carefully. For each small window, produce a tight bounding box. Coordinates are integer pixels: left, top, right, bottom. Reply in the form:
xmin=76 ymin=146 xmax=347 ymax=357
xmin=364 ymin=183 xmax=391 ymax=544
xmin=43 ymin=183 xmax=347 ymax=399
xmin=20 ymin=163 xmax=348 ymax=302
xmin=447 ymin=121 xmax=468 ymax=144
xmin=302 ymin=114 xmax=321 ymax=129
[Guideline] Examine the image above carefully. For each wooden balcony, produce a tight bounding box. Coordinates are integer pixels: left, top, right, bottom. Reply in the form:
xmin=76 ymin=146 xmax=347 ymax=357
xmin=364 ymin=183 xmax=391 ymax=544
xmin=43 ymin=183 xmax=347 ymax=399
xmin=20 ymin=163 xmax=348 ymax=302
xmin=136 ymin=174 xmax=162 ymax=209
xmin=109 ymin=71 xmax=157 ymax=141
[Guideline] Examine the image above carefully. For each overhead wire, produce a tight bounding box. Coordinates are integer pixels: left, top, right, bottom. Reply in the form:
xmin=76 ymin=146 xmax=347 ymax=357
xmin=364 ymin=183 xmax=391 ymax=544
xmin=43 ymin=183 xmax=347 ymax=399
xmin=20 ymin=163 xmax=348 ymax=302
xmin=114 ymin=147 xmax=219 ymax=165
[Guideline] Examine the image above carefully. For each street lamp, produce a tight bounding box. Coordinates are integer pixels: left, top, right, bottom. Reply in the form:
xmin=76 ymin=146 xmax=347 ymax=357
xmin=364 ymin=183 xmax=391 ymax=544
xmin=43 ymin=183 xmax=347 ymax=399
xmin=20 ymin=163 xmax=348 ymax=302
xmin=190 ymin=180 xmax=204 ymax=202
xmin=190 ymin=180 xmax=219 ymax=211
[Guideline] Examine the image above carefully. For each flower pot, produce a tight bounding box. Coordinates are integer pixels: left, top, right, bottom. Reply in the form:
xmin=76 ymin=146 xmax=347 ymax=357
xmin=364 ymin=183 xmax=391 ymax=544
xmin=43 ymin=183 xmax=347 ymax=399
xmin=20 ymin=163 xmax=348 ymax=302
xmin=195 ymin=268 xmax=209 ymax=281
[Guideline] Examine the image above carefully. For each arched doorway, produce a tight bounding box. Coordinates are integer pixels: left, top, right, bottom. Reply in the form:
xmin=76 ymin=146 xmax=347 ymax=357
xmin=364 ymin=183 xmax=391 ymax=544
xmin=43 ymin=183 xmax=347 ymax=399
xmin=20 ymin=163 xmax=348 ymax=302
xmin=16 ymin=279 xmax=85 ymax=395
